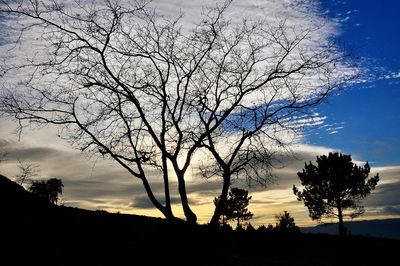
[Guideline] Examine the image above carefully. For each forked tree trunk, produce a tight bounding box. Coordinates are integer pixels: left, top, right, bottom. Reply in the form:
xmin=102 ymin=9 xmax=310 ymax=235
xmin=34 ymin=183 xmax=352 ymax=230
xmin=176 ymin=172 xmax=197 ymax=224
xmin=141 ymin=177 xmax=173 ymax=219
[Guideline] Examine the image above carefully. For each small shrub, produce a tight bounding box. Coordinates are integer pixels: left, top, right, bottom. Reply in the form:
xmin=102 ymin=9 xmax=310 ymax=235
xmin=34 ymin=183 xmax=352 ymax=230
xmin=274 ymin=211 xmax=300 ymax=233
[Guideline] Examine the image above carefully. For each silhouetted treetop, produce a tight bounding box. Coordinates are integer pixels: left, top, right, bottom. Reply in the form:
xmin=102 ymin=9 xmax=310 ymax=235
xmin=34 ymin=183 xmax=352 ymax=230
xmin=15 ymin=160 xmax=40 ymax=186
xmin=274 ymin=211 xmax=299 ymax=233
xmin=293 ymin=152 xmax=379 ymax=235
xmin=214 ymin=187 xmax=253 ymax=228
xmin=29 ymin=178 xmax=64 ymax=204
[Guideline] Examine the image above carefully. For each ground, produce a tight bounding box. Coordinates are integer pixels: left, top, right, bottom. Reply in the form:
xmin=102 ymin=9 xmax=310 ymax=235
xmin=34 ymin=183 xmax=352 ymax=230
xmin=1 ymin=175 xmax=399 ymax=265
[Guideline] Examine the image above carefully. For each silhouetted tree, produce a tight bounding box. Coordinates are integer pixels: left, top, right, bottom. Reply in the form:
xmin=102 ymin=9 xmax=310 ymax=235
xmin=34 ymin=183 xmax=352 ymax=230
xmin=246 ymin=222 xmax=255 ymax=232
xmin=293 ymin=152 xmax=379 ymax=235
xmin=214 ymin=187 xmax=253 ymax=228
xmin=257 ymin=224 xmax=274 ymax=235
xmin=29 ymin=178 xmax=64 ymax=204
xmin=257 ymin=225 xmax=268 ymax=233
xmin=15 ymin=160 xmax=40 ymax=186
xmin=0 ymin=0 xmax=354 ymax=223
xmin=229 ymin=188 xmax=254 ymax=228
xmin=213 ymin=195 xmax=231 ymax=226
xmin=274 ymin=211 xmax=299 ymax=233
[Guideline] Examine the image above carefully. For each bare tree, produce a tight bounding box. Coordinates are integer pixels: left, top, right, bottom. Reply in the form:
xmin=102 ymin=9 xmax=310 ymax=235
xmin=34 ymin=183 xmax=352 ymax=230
xmin=15 ymin=160 xmax=40 ymax=186
xmin=191 ymin=18 xmax=354 ymax=226
xmin=0 ymin=0 xmax=196 ymax=221
xmin=0 ymin=0 xmax=354 ymax=223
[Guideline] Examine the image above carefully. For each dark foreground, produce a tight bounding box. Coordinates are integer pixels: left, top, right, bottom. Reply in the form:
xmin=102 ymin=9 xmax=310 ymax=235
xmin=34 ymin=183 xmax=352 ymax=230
xmin=2 ymin=175 xmax=399 ymax=265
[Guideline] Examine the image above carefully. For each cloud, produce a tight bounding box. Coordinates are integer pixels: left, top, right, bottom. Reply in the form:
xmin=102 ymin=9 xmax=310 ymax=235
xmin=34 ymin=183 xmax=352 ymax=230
xmin=131 ymin=195 xmax=182 ymax=209
xmin=8 ymin=147 xmax=59 ymax=161
xmin=381 ymin=206 xmax=400 ymax=216
xmin=383 ymin=71 xmax=400 ymax=80
xmin=355 ymin=65 xmax=400 ymax=87
xmin=63 ymin=179 xmax=146 ymax=199
xmin=0 ymin=136 xmax=69 ymax=162
xmin=187 ymin=180 xmax=222 ymax=195
xmin=0 ymin=0 xmax=353 ymax=124
xmin=130 ymin=194 xmax=205 ymax=209
xmin=364 ymin=180 xmax=400 ymax=208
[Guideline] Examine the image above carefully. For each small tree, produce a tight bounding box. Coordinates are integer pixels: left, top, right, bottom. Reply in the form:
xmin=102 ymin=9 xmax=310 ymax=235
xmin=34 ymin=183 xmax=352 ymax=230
xmin=274 ymin=211 xmax=299 ymax=233
xmin=293 ymin=152 xmax=379 ymax=235
xmin=213 ymin=195 xmax=231 ymax=226
xmin=29 ymin=178 xmax=64 ymax=204
xmin=15 ymin=160 xmax=40 ymax=186
xmin=246 ymin=222 xmax=255 ymax=232
xmin=214 ymin=187 xmax=253 ymax=228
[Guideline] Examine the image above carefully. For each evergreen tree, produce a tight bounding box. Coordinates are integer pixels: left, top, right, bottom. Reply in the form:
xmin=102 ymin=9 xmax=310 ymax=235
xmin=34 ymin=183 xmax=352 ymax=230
xmin=293 ymin=152 xmax=379 ymax=235
xmin=274 ymin=211 xmax=299 ymax=233
xmin=214 ymin=187 xmax=253 ymax=228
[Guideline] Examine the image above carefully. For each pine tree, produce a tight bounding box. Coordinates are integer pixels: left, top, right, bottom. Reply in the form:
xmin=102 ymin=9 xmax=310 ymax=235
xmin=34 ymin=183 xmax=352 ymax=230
xmin=293 ymin=152 xmax=379 ymax=235
xmin=214 ymin=187 xmax=253 ymax=228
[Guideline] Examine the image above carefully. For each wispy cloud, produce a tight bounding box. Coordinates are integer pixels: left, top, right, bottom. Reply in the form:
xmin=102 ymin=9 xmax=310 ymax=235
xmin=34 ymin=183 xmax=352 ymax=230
xmin=383 ymin=71 xmax=400 ymax=80
xmin=381 ymin=206 xmax=400 ymax=216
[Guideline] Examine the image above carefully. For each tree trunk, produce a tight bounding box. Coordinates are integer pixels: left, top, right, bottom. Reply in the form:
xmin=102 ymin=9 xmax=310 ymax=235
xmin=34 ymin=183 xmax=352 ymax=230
xmin=141 ymin=177 xmax=173 ymax=219
xmin=161 ymin=154 xmax=174 ymax=219
xmin=337 ymin=200 xmax=346 ymax=236
xmin=163 ymin=199 xmax=174 ymax=220
xmin=176 ymin=172 xmax=197 ymax=224
xmin=209 ymin=171 xmax=230 ymax=227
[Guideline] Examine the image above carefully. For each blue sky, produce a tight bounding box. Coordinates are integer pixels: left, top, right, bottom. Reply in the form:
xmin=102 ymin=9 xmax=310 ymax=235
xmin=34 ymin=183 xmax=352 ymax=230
xmin=305 ymin=0 xmax=400 ymax=166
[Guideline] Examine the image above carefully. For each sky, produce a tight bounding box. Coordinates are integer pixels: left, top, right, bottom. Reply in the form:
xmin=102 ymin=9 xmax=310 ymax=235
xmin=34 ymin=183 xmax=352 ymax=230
xmin=0 ymin=0 xmax=399 ymax=227
xmin=305 ymin=0 xmax=400 ymax=166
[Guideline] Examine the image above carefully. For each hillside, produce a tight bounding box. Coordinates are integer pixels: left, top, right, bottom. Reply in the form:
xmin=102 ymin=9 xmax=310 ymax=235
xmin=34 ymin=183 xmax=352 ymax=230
xmin=0 ymin=174 xmax=54 ymax=215
xmin=302 ymin=219 xmax=400 ymax=240
xmin=0 ymin=173 xmax=178 ymax=232
xmin=1 ymin=175 xmax=399 ymax=265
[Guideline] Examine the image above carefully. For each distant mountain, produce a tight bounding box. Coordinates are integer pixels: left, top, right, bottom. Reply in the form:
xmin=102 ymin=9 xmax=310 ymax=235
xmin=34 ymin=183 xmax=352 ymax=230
xmin=301 ymin=219 xmax=400 ymax=240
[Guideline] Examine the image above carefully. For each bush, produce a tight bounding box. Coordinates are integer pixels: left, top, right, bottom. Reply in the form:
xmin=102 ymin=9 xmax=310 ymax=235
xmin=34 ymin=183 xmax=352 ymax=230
xmin=274 ymin=211 xmax=300 ymax=233
xmin=29 ymin=178 xmax=63 ymax=204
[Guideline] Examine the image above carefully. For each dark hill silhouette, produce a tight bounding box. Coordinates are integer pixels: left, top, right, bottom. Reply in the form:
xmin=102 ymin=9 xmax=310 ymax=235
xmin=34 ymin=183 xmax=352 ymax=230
xmin=0 ymin=174 xmax=182 ymax=229
xmin=1 ymin=175 xmax=399 ymax=265
xmin=302 ymin=219 xmax=400 ymax=240
xmin=0 ymin=174 xmax=54 ymax=216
